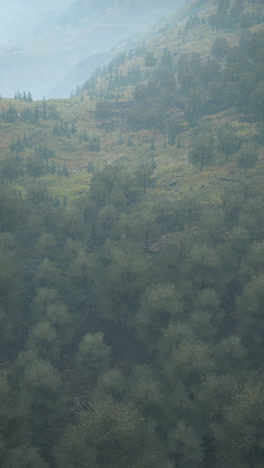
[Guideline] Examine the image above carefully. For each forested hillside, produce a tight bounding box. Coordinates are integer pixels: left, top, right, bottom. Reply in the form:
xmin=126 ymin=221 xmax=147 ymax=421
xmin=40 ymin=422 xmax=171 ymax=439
xmin=0 ymin=0 xmax=264 ymax=466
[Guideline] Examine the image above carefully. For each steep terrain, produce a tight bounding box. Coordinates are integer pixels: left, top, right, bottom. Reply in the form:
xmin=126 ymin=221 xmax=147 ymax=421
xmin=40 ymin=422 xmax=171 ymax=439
xmin=0 ymin=0 xmax=264 ymax=467
xmin=0 ymin=0 xmax=187 ymax=99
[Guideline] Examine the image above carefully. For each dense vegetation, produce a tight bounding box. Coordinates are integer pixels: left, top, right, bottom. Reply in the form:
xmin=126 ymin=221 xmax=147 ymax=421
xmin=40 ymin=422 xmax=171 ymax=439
xmin=0 ymin=0 xmax=264 ymax=466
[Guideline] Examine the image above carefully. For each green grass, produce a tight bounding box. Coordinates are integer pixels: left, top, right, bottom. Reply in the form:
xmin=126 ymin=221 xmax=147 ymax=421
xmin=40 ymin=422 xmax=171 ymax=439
xmin=0 ymin=0 xmax=263 ymax=207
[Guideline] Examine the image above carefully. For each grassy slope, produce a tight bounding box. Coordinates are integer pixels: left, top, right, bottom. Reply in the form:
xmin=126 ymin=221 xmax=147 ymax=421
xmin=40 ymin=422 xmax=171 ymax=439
xmin=0 ymin=0 xmax=263 ymax=205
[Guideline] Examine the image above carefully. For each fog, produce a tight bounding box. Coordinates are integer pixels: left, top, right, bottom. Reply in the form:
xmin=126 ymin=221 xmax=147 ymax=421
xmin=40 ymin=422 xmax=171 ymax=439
xmin=0 ymin=0 xmax=184 ymax=100
xmin=1 ymin=1 xmax=71 ymax=43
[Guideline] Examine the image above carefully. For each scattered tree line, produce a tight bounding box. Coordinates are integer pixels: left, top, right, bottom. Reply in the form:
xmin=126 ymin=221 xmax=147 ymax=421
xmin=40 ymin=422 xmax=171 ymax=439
xmin=1 ymin=98 xmax=59 ymax=124
xmin=14 ymin=90 xmax=33 ymax=103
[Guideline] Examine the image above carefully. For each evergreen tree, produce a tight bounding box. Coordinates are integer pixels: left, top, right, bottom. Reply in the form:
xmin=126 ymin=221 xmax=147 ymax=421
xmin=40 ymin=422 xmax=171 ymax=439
xmin=236 ymin=142 xmax=259 ymax=172
xmin=189 ymin=129 xmax=216 ymax=171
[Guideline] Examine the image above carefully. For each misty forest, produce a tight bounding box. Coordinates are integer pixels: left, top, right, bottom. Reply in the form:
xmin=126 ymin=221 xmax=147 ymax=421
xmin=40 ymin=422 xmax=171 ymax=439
xmin=0 ymin=0 xmax=264 ymax=467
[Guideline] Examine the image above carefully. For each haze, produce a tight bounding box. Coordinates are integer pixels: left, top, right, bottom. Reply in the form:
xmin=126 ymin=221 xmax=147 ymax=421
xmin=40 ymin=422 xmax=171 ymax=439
xmin=0 ymin=0 xmax=184 ymax=99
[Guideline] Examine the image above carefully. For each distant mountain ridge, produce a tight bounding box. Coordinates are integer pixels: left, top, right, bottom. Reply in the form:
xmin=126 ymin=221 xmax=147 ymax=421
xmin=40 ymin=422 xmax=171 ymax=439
xmin=49 ymin=0 xmax=202 ymax=99
xmin=48 ymin=51 xmax=115 ymax=99
xmin=0 ymin=0 xmax=189 ymax=99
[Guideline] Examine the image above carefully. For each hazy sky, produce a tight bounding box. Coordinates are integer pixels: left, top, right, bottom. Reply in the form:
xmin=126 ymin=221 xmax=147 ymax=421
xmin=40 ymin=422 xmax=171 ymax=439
xmin=0 ymin=0 xmax=72 ymax=44
xmin=0 ymin=0 xmax=184 ymax=99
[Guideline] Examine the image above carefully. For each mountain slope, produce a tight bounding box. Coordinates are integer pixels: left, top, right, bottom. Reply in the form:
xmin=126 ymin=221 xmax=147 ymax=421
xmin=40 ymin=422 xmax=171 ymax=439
xmin=0 ymin=1 xmax=264 ymax=466
xmin=0 ymin=0 xmax=188 ymax=99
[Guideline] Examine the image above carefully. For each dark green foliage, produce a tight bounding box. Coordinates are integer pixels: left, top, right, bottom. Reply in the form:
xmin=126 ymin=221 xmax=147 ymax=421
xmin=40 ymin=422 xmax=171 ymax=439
xmin=54 ymin=396 xmax=166 ymax=468
xmin=79 ymin=129 xmax=89 ymax=143
xmin=176 ymin=25 xmax=264 ymax=119
xmin=0 ymin=2 xmax=264 ymax=467
xmin=145 ymin=52 xmax=157 ymax=67
xmin=127 ymin=77 xmax=175 ymax=131
xmin=35 ymin=144 xmax=56 ymax=160
xmin=88 ymin=136 xmax=101 ymax=152
xmin=212 ymin=380 xmax=264 ymax=467
xmin=211 ymin=37 xmax=229 ymax=58
xmin=177 ymin=53 xmax=203 ymax=93
xmin=2 ymin=103 xmax=19 ymax=122
xmin=95 ymin=100 xmax=113 ymax=120
xmin=158 ymin=47 xmax=174 ymax=75
xmin=236 ymin=142 xmax=259 ymax=172
xmin=208 ymin=13 xmax=228 ymax=30
xmin=9 ymin=134 xmax=32 ymax=153
xmin=87 ymin=161 xmax=95 ymax=173
xmin=250 ymin=81 xmax=264 ymax=121
xmin=75 ymin=332 xmax=111 ymax=382
xmin=189 ymin=128 xmax=216 ymax=171
xmin=2 ymin=101 xmax=58 ymax=124
xmin=256 ymin=123 xmax=264 ymax=144
xmin=167 ymin=114 xmax=184 ymax=145
xmin=25 ymin=154 xmax=46 ymax=179
xmin=0 ymin=154 xmax=23 ymax=182
xmin=167 ymin=422 xmax=203 ymax=467
xmin=0 ymin=133 xmax=263 ymax=467
xmin=3 ymin=448 xmax=48 ymax=468
xmin=14 ymin=90 xmax=33 ymax=102
xmin=217 ymin=125 xmax=240 ymax=161
xmin=136 ymin=284 xmax=184 ymax=348
xmin=53 ymin=120 xmax=77 ymax=137
xmin=20 ymin=105 xmax=40 ymax=123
